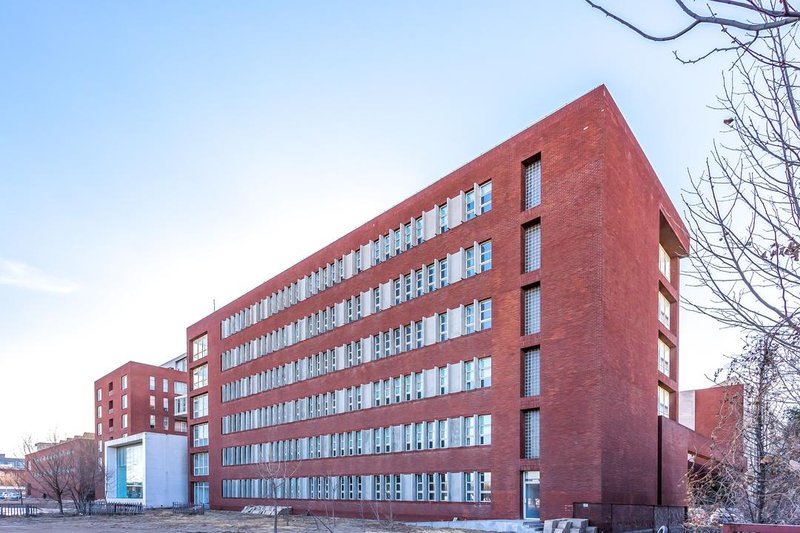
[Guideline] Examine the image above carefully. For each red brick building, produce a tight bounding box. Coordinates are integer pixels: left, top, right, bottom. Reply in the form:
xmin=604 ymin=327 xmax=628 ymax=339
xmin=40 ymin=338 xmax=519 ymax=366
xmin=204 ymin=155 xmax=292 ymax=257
xmin=93 ymin=355 xmax=188 ymax=498
xmin=24 ymin=433 xmax=95 ymax=500
xmin=185 ymin=86 xmax=696 ymax=521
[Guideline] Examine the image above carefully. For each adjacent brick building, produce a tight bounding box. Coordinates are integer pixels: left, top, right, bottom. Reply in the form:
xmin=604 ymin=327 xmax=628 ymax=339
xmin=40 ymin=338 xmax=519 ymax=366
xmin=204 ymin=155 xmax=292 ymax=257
xmin=185 ymin=86 xmax=696 ymax=521
xmin=93 ymin=355 xmax=188 ymax=499
xmin=24 ymin=433 xmax=95 ymax=500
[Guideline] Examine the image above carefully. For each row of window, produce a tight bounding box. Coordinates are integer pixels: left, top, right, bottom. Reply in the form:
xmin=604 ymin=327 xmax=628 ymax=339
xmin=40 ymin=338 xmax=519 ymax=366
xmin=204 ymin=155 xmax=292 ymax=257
xmin=221 ymin=300 xmax=492 ymax=403
xmin=220 ymin=240 xmax=493 ymax=372
xmin=220 ymin=182 xmax=493 ymax=340
xmin=96 ymin=376 xmax=187 ymax=402
xmin=221 ymin=413 xmax=491 ymax=466
xmin=221 ymin=471 xmax=492 ymax=503
xmin=219 ymin=357 xmax=492 ymax=435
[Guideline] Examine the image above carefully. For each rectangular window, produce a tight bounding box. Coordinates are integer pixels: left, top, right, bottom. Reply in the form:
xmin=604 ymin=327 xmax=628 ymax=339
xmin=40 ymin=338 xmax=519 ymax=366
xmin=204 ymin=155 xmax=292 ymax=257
xmin=523 ymin=348 xmax=540 ymax=396
xmin=192 ymin=334 xmax=208 ymax=361
xmin=478 ymin=415 xmax=491 ymax=445
xmin=659 ymin=244 xmax=671 ymax=282
xmin=415 ymin=217 xmax=424 ymax=244
xmin=193 ymin=482 xmax=209 ymax=507
xmin=439 ymin=367 xmax=448 ymax=395
xmin=523 ymin=410 xmax=540 ymax=458
xmin=465 ymin=190 xmax=476 ymax=220
xmin=524 ymin=158 xmax=541 ymax=209
xmin=149 ymin=395 xmax=156 ymax=409
xmin=465 ymin=472 xmax=475 ymax=502
xmin=439 ymin=259 xmax=448 ymax=288
xmin=192 ymin=394 xmax=208 ymax=419
xmin=393 ymin=229 xmax=401 ymax=255
xmin=464 ymin=361 xmax=475 ymax=391
xmin=658 ymin=338 xmax=671 ymax=376
xmin=163 ymin=378 xmax=168 ymax=393
xmin=479 ymin=181 xmax=492 ymax=214
xmin=162 ymin=417 xmax=169 ymax=430
xmin=465 ymin=248 xmax=476 ymax=278
xmin=426 ymin=264 xmax=436 ymax=292
xmin=479 ymin=241 xmax=492 ymax=272
xmin=658 ymin=292 xmax=671 ymax=328
xmin=439 ymin=205 xmax=449 ymax=234
xmin=192 ymin=365 xmax=208 ymax=389
xmin=374 ymin=287 xmax=381 ymax=312
xmin=149 ymin=415 xmax=156 ymax=429
xmin=192 ymin=423 xmax=208 ymax=447
xmin=121 ymin=375 xmax=128 ymax=390
xmin=149 ymin=376 xmax=155 ymax=391
xmin=479 ymin=357 xmax=492 ymax=388
xmin=404 ymin=224 xmax=412 ymax=249
xmin=464 ymin=304 xmax=475 ymax=334
xmin=479 ymin=299 xmax=492 ymax=330
xmin=438 ymin=313 xmax=448 ymax=341
xmin=523 ymin=286 xmax=541 ymax=335
xmin=524 ymin=223 xmax=541 ymax=272
xmin=658 ymin=386 xmax=671 ymax=417
xmin=122 ymin=394 xmax=128 ymax=409
xmin=163 ymin=397 xmax=169 ymax=412
xmin=479 ymin=472 xmax=492 ymax=502
xmin=465 ymin=417 xmax=475 ymax=446
xmin=122 ymin=414 xmax=128 ymax=429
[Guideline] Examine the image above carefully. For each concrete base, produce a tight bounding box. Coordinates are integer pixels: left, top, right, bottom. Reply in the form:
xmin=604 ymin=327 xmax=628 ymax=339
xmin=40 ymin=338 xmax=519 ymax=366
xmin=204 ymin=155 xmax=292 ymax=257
xmin=407 ymin=519 xmax=544 ymax=532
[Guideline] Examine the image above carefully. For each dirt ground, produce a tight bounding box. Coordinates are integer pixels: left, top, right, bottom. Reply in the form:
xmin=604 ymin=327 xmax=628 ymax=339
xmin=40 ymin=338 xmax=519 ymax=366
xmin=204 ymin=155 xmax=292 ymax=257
xmin=0 ymin=507 xmax=478 ymax=533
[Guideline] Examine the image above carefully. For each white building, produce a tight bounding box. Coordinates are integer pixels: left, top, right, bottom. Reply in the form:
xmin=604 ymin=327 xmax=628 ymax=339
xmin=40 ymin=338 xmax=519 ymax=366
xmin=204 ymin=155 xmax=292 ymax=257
xmin=104 ymin=432 xmax=187 ymax=508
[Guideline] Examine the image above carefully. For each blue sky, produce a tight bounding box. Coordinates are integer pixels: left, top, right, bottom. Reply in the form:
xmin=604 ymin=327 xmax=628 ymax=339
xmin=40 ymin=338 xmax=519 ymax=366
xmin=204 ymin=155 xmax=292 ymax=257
xmin=0 ymin=1 xmax=741 ymax=453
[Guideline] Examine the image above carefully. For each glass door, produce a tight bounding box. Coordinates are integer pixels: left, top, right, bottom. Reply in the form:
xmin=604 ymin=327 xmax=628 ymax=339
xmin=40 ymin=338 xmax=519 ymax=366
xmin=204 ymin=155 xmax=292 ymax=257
xmin=522 ymin=471 xmax=541 ymax=519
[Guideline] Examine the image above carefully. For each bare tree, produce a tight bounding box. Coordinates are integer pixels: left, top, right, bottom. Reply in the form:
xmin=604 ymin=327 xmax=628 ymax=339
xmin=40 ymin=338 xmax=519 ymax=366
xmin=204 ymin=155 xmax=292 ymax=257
xmin=689 ymin=336 xmax=800 ymax=524
xmin=254 ymin=450 xmax=300 ymax=533
xmin=23 ymin=433 xmax=71 ymax=514
xmin=65 ymin=438 xmax=102 ymax=514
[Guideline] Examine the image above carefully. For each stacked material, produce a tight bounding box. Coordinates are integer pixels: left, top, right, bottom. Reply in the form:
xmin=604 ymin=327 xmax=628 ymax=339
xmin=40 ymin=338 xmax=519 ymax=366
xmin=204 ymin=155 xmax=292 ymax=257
xmin=543 ymin=518 xmax=597 ymax=533
xmin=240 ymin=505 xmax=292 ymax=515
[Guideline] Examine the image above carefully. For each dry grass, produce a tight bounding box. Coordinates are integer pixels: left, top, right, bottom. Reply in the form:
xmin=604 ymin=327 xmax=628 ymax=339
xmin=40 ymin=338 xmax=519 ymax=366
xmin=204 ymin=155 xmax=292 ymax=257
xmin=0 ymin=508 xmax=477 ymax=533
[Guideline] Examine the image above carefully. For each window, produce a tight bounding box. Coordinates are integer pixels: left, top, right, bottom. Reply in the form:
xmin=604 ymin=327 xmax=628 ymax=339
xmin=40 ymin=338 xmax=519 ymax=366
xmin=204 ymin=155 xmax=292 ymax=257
xmin=478 ymin=241 xmax=492 ymax=272
xmin=524 ymin=158 xmax=541 ymax=209
xmin=96 ymin=388 xmax=102 ymax=401
xmin=523 ymin=348 xmax=540 ymax=396
xmin=192 ymin=394 xmax=208 ymax=418
xmin=149 ymin=415 xmax=156 ymax=429
xmin=193 ymin=365 xmax=208 ymax=389
xmin=439 ymin=259 xmax=448 ymax=288
xmin=122 ymin=394 xmax=128 ymax=409
xmin=122 ymin=414 xmax=128 ymax=429
xmin=97 ymin=422 xmax=102 ymax=436
xmin=523 ymin=286 xmax=541 ymax=335
xmin=415 ymin=217 xmax=424 ymax=244
xmin=193 ymin=423 xmax=209 ymax=447
xmin=464 ymin=361 xmax=475 ymax=391
xmin=479 ymin=472 xmax=492 ymax=502
xmin=465 ymin=248 xmax=476 ymax=278
xmin=393 ymin=229 xmax=401 ymax=255
xmin=97 ymin=406 xmax=102 ymax=418
xmin=439 ymin=205 xmax=448 ymax=234
xmin=658 ymin=338 xmax=671 ymax=376
xmin=174 ymin=382 xmax=187 ymax=395
xmin=175 ymin=421 xmax=188 ymax=433
xmin=658 ymin=292 xmax=671 ymax=328
xmin=438 ymin=313 xmax=448 ymax=341
xmin=465 ymin=417 xmax=475 ymax=445
xmin=163 ymin=397 xmax=169 ymax=413
xmin=149 ymin=376 xmax=155 ymax=391
xmin=465 ymin=190 xmax=476 ymax=220
xmin=479 ymin=299 xmax=492 ymax=330
xmin=149 ymin=395 xmax=156 ymax=409
xmin=658 ymin=386 xmax=671 ymax=417
xmin=193 ymin=482 xmax=209 ymax=507
xmin=163 ymin=378 xmax=168 ymax=393
xmin=163 ymin=417 xmax=169 ymax=430
xmin=373 ymin=287 xmax=381 ymax=312
xmin=404 ymin=224 xmax=411 ymax=249
xmin=464 ymin=304 xmax=475 ymax=334
xmin=479 ymin=181 xmax=492 ymax=214
xmin=524 ymin=223 xmax=541 ymax=272
xmin=193 ymin=452 xmax=209 ymax=476
xmin=478 ymin=415 xmax=491 ymax=445
xmin=465 ymin=472 xmax=475 ymax=502
xmin=192 ymin=335 xmax=208 ymax=361
xmin=523 ymin=410 xmax=540 ymax=458
xmin=121 ymin=375 xmax=128 ymax=390
xmin=659 ymin=244 xmax=671 ymax=281
xmin=439 ymin=472 xmax=449 ymax=501
xmin=439 ymin=367 xmax=448 ymax=395
xmin=479 ymin=357 xmax=492 ymax=388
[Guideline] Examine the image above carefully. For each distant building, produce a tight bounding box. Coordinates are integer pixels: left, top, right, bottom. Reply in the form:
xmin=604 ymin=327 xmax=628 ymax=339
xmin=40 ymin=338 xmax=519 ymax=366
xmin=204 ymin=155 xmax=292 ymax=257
xmin=94 ymin=355 xmax=189 ymax=506
xmin=0 ymin=454 xmax=24 ymax=470
xmin=24 ymin=433 xmax=95 ymax=499
xmin=183 ymin=86 xmax=727 ymax=525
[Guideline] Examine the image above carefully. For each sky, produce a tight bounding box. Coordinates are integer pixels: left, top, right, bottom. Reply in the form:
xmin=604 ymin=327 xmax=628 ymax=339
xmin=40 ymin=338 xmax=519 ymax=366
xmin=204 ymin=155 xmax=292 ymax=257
xmin=0 ymin=1 xmax=746 ymax=454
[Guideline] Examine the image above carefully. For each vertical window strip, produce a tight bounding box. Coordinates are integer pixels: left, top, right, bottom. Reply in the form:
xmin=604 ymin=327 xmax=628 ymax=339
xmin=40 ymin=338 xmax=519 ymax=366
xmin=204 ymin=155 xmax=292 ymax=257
xmin=523 ymin=223 xmax=541 ymax=272
xmin=524 ymin=159 xmax=541 ymax=210
xmin=523 ymin=348 xmax=540 ymax=397
xmin=523 ymin=285 xmax=541 ymax=335
xmin=523 ymin=409 xmax=540 ymax=459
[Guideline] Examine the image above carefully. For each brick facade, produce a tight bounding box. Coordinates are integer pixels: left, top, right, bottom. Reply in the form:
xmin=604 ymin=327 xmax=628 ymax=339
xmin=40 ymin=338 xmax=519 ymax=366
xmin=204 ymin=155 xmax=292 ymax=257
xmin=186 ymin=86 xmax=694 ymax=520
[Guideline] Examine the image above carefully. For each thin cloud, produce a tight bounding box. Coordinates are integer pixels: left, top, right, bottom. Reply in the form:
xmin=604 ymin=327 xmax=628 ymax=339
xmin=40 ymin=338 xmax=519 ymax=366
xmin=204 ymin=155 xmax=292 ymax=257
xmin=0 ymin=259 xmax=78 ymax=294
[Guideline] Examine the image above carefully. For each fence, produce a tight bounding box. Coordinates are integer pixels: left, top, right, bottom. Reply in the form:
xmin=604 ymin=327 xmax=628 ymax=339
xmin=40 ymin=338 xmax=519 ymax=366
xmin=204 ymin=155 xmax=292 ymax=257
xmin=722 ymin=525 xmax=800 ymax=533
xmin=0 ymin=504 xmax=41 ymax=517
xmin=85 ymin=501 xmax=143 ymax=515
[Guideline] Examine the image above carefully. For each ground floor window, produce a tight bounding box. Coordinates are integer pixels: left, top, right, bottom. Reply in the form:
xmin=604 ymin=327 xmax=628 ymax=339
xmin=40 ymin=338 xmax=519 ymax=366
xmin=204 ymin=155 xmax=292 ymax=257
xmin=522 ymin=471 xmax=540 ymax=519
xmin=193 ymin=482 xmax=209 ymax=508
xmin=115 ymin=444 xmax=143 ymax=499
